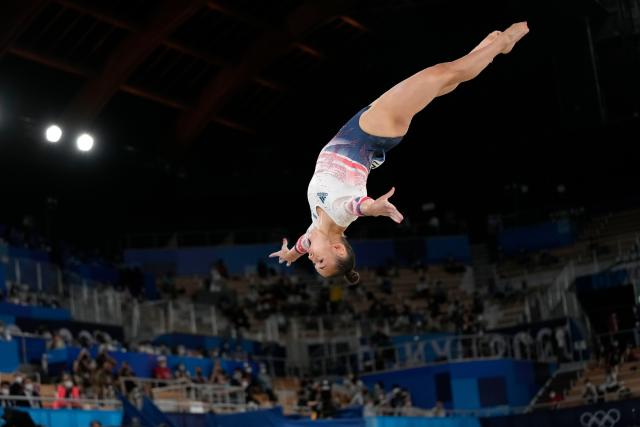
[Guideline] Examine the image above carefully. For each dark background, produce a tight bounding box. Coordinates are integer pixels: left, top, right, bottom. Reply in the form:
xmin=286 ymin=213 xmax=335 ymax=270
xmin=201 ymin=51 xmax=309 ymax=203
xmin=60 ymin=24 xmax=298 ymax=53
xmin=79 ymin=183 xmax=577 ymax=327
xmin=0 ymin=0 xmax=638 ymax=252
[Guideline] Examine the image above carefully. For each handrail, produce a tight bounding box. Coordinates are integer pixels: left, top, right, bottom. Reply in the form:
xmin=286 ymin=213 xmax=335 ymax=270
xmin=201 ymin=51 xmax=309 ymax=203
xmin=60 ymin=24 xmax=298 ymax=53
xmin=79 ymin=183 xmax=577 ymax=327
xmin=0 ymin=394 xmax=122 ymax=409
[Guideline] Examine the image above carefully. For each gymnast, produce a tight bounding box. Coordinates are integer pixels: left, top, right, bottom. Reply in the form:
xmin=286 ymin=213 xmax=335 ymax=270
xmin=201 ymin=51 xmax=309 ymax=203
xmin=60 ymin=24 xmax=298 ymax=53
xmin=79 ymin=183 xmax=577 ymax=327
xmin=269 ymin=22 xmax=529 ymax=284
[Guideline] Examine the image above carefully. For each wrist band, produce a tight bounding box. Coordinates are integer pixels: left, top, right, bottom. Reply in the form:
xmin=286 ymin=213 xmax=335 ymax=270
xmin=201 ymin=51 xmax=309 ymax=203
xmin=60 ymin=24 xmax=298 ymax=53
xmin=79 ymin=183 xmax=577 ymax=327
xmin=355 ymin=196 xmax=372 ymax=216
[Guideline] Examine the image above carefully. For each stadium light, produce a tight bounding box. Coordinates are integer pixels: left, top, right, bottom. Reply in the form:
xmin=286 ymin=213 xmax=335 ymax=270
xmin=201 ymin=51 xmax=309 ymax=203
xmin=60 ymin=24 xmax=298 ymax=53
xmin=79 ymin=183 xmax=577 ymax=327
xmin=45 ymin=125 xmax=62 ymax=143
xmin=76 ymin=133 xmax=94 ymax=152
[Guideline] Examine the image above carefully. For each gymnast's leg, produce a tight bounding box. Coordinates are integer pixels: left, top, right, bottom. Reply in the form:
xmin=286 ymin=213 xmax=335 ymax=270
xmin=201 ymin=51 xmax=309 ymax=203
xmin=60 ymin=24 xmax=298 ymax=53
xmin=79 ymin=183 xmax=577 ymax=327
xmin=360 ymin=22 xmax=529 ymax=137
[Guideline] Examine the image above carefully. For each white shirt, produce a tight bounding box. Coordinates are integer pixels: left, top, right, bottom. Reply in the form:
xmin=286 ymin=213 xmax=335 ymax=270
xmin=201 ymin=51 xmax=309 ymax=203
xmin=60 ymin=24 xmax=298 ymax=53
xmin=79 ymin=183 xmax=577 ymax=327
xmin=295 ymin=150 xmax=371 ymax=254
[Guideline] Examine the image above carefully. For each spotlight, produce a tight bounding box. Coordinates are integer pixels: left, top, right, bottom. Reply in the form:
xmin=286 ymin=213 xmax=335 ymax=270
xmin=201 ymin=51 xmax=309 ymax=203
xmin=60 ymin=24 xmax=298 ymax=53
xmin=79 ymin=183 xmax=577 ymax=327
xmin=45 ymin=125 xmax=62 ymax=143
xmin=76 ymin=133 xmax=94 ymax=152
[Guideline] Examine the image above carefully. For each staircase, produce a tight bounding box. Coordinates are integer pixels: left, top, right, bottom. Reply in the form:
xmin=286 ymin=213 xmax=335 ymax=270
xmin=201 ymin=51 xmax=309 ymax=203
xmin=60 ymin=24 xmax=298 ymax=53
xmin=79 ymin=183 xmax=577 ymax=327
xmin=529 ymin=364 xmax=584 ymax=410
xmin=120 ymin=395 xmax=178 ymax=427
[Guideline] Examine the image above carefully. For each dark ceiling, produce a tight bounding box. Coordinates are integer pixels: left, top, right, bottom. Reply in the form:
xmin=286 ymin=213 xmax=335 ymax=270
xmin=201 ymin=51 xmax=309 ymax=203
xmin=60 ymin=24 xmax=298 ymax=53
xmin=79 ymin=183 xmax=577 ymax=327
xmin=1 ymin=0 xmax=639 ymax=250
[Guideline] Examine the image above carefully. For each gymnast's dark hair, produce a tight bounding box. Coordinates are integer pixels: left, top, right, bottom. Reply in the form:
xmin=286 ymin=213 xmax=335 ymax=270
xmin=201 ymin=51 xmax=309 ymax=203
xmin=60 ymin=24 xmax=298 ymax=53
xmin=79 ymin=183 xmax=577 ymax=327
xmin=332 ymin=236 xmax=360 ymax=285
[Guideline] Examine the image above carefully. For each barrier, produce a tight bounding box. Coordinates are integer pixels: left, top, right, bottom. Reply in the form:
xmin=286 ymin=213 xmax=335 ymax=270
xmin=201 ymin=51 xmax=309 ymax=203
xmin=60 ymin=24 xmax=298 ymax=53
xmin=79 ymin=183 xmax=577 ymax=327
xmin=366 ymin=417 xmax=481 ymax=427
xmin=498 ymin=220 xmax=574 ymax=255
xmin=361 ymin=359 xmax=554 ymax=410
xmin=0 ymin=339 xmax=20 ymax=372
xmin=0 ymin=302 xmax=70 ymax=321
xmin=124 ymin=236 xmax=472 ymax=276
xmin=479 ymin=397 xmax=640 ymax=427
xmin=0 ymin=408 xmax=123 ymax=427
xmin=166 ymin=408 xmax=481 ymax=427
xmin=46 ymin=346 xmax=258 ymax=379
xmin=153 ymin=333 xmax=261 ymax=355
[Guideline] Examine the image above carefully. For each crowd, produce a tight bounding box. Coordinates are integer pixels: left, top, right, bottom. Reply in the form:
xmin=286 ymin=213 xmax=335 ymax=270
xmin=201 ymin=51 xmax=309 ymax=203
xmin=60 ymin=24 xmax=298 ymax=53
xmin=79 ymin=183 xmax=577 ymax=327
xmin=581 ymin=342 xmax=638 ymax=404
xmin=295 ymin=374 xmax=447 ymax=419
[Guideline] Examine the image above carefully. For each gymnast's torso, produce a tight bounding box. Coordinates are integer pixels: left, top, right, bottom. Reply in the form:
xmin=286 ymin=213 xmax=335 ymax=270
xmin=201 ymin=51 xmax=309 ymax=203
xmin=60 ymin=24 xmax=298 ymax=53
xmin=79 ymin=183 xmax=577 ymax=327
xmin=306 ymin=106 xmax=404 ymax=229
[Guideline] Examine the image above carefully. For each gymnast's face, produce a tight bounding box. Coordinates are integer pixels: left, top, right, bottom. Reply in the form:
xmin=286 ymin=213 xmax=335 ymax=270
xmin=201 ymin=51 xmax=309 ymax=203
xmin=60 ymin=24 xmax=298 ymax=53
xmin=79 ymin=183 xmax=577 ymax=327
xmin=308 ymin=235 xmax=347 ymax=277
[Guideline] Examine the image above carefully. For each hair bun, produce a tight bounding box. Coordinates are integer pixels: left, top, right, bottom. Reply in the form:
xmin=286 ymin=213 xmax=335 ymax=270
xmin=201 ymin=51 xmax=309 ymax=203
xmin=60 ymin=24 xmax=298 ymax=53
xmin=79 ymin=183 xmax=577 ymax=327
xmin=345 ymin=270 xmax=360 ymax=285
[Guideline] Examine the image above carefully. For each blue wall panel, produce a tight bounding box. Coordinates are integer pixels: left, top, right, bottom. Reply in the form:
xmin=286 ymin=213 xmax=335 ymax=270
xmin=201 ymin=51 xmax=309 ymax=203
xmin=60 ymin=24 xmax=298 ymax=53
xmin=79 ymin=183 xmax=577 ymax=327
xmin=125 ymin=235 xmax=472 ymax=277
xmin=452 ymin=378 xmax=479 ymax=409
xmin=361 ymin=360 xmax=552 ymax=410
xmin=0 ymin=340 xmax=20 ymax=372
xmin=0 ymin=408 xmax=123 ymax=427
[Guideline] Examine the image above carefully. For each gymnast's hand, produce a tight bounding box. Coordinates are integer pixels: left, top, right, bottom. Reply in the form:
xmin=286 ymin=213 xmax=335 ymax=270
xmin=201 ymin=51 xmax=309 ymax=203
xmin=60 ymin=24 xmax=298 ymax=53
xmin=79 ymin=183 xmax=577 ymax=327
xmin=360 ymin=187 xmax=404 ymax=224
xmin=268 ymin=238 xmax=298 ymax=266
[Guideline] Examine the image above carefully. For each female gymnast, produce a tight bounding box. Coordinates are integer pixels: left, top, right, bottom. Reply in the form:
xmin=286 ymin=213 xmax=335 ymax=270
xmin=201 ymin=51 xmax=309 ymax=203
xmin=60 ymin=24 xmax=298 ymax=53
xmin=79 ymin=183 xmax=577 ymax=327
xmin=269 ymin=22 xmax=529 ymax=284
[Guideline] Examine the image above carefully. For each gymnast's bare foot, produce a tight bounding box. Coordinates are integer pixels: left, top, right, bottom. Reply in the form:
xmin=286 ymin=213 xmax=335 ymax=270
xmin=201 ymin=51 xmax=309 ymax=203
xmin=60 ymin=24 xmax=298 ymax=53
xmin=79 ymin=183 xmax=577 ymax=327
xmin=499 ymin=22 xmax=529 ymax=54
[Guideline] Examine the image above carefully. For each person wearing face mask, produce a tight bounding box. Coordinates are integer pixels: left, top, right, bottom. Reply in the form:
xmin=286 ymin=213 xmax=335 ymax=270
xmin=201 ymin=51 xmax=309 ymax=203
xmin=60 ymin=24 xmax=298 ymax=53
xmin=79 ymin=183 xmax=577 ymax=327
xmin=22 ymin=379 xmax=40 ymax=408
xmin=1 ymin=381 xmax=12 ymax=407
xmin=53 ymin=375 xmax=81 ymax=409
xmin=8 ymin=375 xmax=29 ymax=408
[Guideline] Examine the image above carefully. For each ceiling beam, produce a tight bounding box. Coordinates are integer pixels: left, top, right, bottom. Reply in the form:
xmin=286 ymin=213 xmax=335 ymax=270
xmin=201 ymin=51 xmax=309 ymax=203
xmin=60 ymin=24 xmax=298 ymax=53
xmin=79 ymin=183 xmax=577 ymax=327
xmin=177 ymin=0 xmax=356 ymax=145
xmin=61 ymin=0 xmax=204 ymax=128
xmin=0 ymin=0 xmax=50 ymax=57
xmin=52 ymin=0 xmax=286 ymax=92
xmin=205 ymin=1 xmax=331 ymax=61
xmin=9 ymin=46 xmax=252 ymax=133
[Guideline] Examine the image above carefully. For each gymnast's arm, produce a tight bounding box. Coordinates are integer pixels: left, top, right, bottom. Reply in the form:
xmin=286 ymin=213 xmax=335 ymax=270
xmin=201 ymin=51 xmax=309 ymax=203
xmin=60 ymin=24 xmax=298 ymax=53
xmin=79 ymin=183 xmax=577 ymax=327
xmin=350 ymin=187 xmax=404 ymax=224
xmin=268 ymin=237 xmax=306 ymax=266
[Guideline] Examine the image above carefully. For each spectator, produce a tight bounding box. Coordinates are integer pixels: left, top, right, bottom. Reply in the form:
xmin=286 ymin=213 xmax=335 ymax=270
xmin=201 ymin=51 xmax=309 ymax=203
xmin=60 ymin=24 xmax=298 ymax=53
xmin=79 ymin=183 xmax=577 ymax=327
xmin=582 ymin=378 xmax=600 ymax=404
xmin=23 ymin=378 xmax=41 ymax=408
xmin=9 ymin=374 xmax=24 ymax=399
xmin=257 ymin=364 xmax=277 ymax=402
xmin=53 ymin=375 xmax=81 ymax=409
xmin=415 ymin=276 xmax=429 ymax=298
xmin=192 ymin=367 xmax=207 ymax=384
xmin=174 ymin=363 xmax=191 ymax=382
xmin=1 ymin=381 xmax=11 ymax=407
xmin=548 ymin=391 xmax=563 ymax=408
xmin=599 ymin=367 xmax=621 ymax=394
xmin=95 ymin=347 xmax=117 ymax=370
xmin=0 ymin=321 xmax=11 ymax=341
xmin=90 ymin=421 xmax=102 ymax=427
xmin=152 ymin=356 xmax=172 ymax=381
xmin=373 ymin=381 xmax=385 ymax=405
xmin=431 ymin=400 xmax=446 ymax=417
xmin=49 ymin=333 xmax=66 ymax=350
xmin=118 ymin=362 xmax=136 ymax=395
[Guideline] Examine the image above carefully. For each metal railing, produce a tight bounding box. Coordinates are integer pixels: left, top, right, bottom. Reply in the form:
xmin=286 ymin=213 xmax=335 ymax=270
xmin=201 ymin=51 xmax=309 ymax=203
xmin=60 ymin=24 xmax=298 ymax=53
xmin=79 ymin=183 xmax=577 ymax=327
xmin=0 ymin=394 xmax=122 ymax=410
xmin=119 ymin=376 xmax=246 ymax=414
xmin=300 ymin=330 xmax=575 ymax=378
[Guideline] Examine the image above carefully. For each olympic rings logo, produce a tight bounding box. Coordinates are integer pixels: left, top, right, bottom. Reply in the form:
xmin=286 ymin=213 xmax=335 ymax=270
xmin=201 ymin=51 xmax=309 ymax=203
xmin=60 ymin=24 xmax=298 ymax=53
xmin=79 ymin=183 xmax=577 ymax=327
xmin=580 ymin=409 xmax=621 ymax=427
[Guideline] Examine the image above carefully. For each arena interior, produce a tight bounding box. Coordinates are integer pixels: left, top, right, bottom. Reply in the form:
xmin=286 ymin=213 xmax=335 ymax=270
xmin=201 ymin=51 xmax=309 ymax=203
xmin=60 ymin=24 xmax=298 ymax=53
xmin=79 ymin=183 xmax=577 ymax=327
xmin=1 ymin=0 xmax=640 ymax=427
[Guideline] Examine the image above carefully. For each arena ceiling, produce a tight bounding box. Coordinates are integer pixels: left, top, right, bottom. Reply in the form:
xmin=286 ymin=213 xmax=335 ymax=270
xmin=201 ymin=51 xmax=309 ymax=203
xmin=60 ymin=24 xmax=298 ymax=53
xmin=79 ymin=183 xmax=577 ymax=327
xmin=0 ymin=0 xmax=639 ymax=249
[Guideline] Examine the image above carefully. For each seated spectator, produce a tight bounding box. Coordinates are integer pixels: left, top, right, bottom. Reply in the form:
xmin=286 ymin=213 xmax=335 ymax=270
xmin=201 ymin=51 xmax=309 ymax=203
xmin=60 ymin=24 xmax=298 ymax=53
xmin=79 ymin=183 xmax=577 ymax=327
xmin=415 ymin=277 xmax=429 ymax=298
xmin=23 ymin=378 xmax=41 ymax=408
xmin=431 ymin=400 xmax=446 ymax=417
xmin=230 ymin=368 xmax=243 ymax=387
xmin=152 ymin=356 xmax=172 ymax=381
xmin=622 ymin=347 xmax=639 ymax=364
xmin=209 ymin=360 xmax=228 ymax=385
xmin=0 ymin=321 xmax=11 ymax=341
xmin=600 ymin=367 xmax=621 ymax=393
xmin=73 ymin=349 xmax=94 ymax=390
xmin=548 ymin=391 xmax=563 ymax=408
xmin=49 ymin=333 xmax=66 ymax=350
xmin=185 ymin=367 xmax=203 ymax=384
xmin=95 ymin=347 xmax=117 ymax=370
xmin=9 ymin=374 xmax=29 ymax=408
xmin=582 ymin=378 xmax=600 ymax=404
xmin=174 ymin=363 xmax=191 ymax=382
xmin=53 ymin=375 xmax=81 ymax=409
xmin=118 ymin=362 xmax=136 ymax=395
xmin=257 ymin=364 xmax=276 ymax=402
xmin=1 ymin=381 xmax=11 ymax=407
